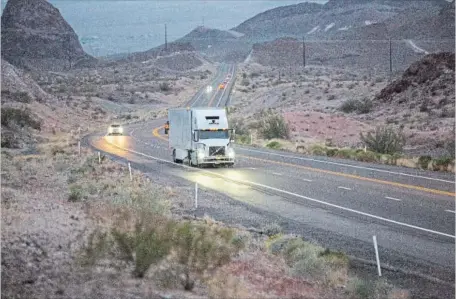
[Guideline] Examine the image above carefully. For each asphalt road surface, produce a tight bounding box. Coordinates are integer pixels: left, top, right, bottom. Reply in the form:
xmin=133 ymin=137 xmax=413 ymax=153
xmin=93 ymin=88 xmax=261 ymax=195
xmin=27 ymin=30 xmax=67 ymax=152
xmin=87 ymin=63 xmax=455 ymax=297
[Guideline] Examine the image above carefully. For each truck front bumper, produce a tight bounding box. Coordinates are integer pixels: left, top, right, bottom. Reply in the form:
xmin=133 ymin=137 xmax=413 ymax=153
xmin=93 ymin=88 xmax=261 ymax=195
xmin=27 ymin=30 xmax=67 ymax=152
xmin=199 ymin=156 xmax=235 ymax=165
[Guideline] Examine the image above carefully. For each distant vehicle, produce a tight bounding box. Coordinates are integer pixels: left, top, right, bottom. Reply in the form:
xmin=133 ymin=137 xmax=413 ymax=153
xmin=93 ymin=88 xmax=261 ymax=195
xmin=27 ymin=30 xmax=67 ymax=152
xmin=168 ymin=107 xmax=235 ymax=167
xmin=219 ymin=83 xmax=225 ymax=89
xmin=107 ymin=124 xmax=123 ymax=136
xmin=164 ymin=121 xmax=169 ymax=134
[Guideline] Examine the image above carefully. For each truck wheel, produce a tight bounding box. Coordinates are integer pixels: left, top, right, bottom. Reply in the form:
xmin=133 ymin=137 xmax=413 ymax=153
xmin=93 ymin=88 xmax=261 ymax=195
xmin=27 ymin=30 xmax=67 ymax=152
xmin=172 ymin=150 xmax=178 ymax=163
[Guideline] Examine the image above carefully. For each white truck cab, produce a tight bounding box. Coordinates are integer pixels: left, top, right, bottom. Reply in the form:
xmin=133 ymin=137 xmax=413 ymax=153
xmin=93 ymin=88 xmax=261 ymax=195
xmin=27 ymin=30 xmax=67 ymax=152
xmin=168 ymin=107 xmax=235 ymax=167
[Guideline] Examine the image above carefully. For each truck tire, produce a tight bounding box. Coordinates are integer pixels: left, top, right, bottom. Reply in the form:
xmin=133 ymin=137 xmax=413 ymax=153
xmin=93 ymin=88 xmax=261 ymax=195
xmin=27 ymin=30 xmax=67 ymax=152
xmin=173 ymin=150 xmax=183 ymax=164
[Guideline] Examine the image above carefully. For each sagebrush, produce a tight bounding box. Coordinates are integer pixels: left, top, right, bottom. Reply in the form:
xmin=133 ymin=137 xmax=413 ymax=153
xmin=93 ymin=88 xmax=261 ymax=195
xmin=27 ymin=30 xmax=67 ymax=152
xmin=360 ymin=126 xmax=405 ymax=155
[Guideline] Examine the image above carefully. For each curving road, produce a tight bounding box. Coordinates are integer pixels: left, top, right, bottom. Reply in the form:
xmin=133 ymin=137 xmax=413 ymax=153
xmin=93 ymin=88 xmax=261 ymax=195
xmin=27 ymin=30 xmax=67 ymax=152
xmin=87 ymin=63 xmax=455 ymax=296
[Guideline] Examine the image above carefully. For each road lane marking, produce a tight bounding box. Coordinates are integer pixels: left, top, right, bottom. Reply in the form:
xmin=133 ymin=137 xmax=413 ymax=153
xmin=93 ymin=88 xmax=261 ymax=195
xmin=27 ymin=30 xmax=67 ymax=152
xmin=238 ymin=147 xmax=455 ymax=184
xmin=272 ymin=172 xmax=283 ymax=176
xmin=151 ymin=127 xmax=455 ymax=197
xmin=302 ymin=178 xmax=313 ymax=182
xmin=97 ymin=137 xmax=456 ymax=239
xmin=445 ymin=210 xmax=456 ymax=214
xmin=338 ymin=186 xmax=352 ymax=191
xmin=385 ymin=196 xmax=402 ymax=201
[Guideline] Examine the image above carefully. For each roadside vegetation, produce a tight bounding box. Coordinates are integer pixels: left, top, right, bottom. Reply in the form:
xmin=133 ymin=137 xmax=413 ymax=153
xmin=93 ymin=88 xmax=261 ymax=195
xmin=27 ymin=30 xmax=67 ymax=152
xmin=2 ymin=132 xmax=412 ymax=298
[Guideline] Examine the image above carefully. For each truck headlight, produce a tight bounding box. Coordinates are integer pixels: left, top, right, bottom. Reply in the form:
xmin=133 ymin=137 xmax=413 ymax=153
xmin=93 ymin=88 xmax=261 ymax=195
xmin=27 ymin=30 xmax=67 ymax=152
xmin=108 ymin=127 xmax=113 ymax=133
xmin=119 ymin=127 xmax=123 ymax=133
xmin=197 ymin=150 xmax=205 ymax=160
xmin=227 ymin=148 xmax=235 ymax=159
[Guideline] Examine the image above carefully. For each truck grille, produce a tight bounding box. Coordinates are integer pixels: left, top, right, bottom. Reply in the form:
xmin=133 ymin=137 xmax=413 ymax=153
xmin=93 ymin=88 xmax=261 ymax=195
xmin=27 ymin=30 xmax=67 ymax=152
xmin=209 ymin=146 xmax=225 ymax=156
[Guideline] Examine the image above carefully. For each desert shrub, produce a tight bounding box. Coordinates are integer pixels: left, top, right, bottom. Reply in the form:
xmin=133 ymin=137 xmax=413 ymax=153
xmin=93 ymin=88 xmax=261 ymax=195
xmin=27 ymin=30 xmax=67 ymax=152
xmin=242 ymin=72 xmax=247 ymax=79
xmin=270 ymin=236 xmax=348 ymax=285
xmin=340 ymin=99 xmax=359 ymax=113
xmin=262 ymin=222 xmax=283 ymax=236
xmin=68 ymin=184 xmax=84 ymax=202
xmin=327 ymin=94 xmax=336 ymax=101
xmin=51 ymin=146 xmax=66 ymax=156
xmin=419 ymin=98 xmax=430 ymax=112
xmin=1 ymin=131 xmax=17 ymax=148
xmin=339 ymin=98 xmax=372 ymax=114
xmin=266 ymin=141 xmax=281 ymax=149
xmin=357 ymin=98 xmax=373 ymax=114
xmin=259 ymin=112 xmax=290 ymax=140
xmin=360 ymin=126 xmax=405 ymax=155
xmin=241 ymin=78 xmax=250 ymax=86
xmin=326 ymin=148 xmax=339 ymax=157
xmin=250 ymin=72 xmax=260 ymax=78
xmin=433 ymin=156 xmax=453 ymax=167
xmin=159 ymin=82 xmax=171 ymax=92
xmin=355 ymin=150 xmax=379 ymax=162
xmin=172 ymin=221 xmax=241 ymax=290
xmin=440 ymin=107 xmax=454 ymax=118
xmin=336 ymin=148 xmax=357 ymax=159
xmin=347 ymin=278 xmax=393 ymax=299
xmin=310 ymin=144 xmax=327 ymax=156
xmin=1 ymin=107 xmax=41 ymax=130
xmin=418 ymin=156 xmax=432 ymax=169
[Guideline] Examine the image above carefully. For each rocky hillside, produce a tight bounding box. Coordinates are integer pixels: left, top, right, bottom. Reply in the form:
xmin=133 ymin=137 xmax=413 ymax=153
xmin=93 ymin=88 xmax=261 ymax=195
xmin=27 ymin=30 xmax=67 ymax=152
xmin=1 ymin=59 xmax=50 ymax=103
xmin=376 ymin=52 xmax=455 ymax=105
xmin=1 ymin=0 xmax=96 ymax=71
xmin=231 ymin=0 xmax=451 ymax=42
xmin=371 ymin=52 xmax=455 ymax=150
xmin=249 ymin=37 xmax=431 ymax=75
xmin=390 ymin=0 xmax=455 ymax=40
xmin=172 ymin=26 xmax=252 ymax=62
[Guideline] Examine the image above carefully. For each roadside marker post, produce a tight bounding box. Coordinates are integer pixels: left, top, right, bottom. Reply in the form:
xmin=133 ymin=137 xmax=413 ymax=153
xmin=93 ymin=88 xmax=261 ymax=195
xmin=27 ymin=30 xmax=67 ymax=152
xmin=98 ymin=151 xmax=101 ymax=164
xmin=128 ymin=162 xmax=133 ymax=181
xmin=78 ymin=141 xmax=81 ymax=156
xmin=195 ymin=183 xmax=198 ymax=209
xmin=373 ymin=235 xmax=382 ymax=277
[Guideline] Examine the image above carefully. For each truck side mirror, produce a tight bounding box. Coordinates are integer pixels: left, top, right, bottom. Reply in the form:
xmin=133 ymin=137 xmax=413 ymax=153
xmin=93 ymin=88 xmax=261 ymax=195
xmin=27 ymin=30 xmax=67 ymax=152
xmin=193 ymin=131 xmax=199 ymax=142
xmin=230 ymin=129 xmax=236 ymax=142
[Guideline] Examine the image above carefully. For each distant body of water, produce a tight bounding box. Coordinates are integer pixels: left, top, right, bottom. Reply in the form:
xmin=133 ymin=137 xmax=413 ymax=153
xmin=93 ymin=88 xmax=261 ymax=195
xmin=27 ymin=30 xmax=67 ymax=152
xmin=2 ymin=0 xmax=327 ymax=57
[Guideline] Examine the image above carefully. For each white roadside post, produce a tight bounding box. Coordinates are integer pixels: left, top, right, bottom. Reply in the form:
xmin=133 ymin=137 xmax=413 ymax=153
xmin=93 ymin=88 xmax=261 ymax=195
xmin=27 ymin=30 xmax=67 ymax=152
xmin=98 ymin=151 xmax=101 ymax=164
xmin=78 ymin=141 xmax=81 ymax=156
xmin=364 ymin=145 xmax=367 ymax=153
xmin=194 ymin=182 xmax=198 ymax=209
xmin=373 ymin=235 xmax=382 ymax=277
xmin=128 ymin=162 xmax=133 ymax=181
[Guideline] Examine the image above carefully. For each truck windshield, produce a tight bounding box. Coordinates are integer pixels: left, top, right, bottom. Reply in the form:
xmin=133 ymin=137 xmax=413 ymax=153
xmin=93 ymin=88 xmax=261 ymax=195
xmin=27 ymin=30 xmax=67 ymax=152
xmin=199 ymin=130 xmax=229 ymax=139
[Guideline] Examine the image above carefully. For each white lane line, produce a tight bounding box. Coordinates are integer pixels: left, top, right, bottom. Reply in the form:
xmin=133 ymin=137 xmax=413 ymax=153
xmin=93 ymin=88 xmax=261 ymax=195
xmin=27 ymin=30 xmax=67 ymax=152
xmin=301 ymin=178 xmax=313 ymax=182
xmin=385 ymin=196 xmax=402 ymax=201
xmin=238 ymin=147 xmax=455 ymax=184
xmin=272 ymin=172 xmax=283 ymax=176
xmin=338 ymin=186 xmax=352 ymax=191
xmin=445 ymin=210 xmax=456 ymax=214
xmin=100 ymin=138 xmax=456 ymax=239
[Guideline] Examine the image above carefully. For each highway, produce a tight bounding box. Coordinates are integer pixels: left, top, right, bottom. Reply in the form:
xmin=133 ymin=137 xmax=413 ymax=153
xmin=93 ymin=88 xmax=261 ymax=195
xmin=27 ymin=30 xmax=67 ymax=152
xmin=87 ymin=63 xmax=455 ymax=296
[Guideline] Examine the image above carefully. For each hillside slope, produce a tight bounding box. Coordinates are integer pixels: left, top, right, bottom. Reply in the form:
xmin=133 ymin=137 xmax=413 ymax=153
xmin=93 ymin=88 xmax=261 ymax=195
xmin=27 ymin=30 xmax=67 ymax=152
xmin=1 ymin=0 xmax=96 ymax=71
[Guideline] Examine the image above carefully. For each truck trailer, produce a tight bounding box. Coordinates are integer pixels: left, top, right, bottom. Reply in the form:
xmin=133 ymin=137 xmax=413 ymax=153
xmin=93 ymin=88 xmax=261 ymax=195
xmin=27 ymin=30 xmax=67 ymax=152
xmin=168 ymin=107 xmax=235 ymax=167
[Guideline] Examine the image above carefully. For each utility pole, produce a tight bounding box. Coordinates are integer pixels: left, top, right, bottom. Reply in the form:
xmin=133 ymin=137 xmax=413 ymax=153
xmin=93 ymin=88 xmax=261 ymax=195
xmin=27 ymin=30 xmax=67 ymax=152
xmin=389 ymin=38 xmax=392 ymax=81
xmin=165 ymin=24 xmax=168 ymax=51
xmin=302 ymin=36 xmax=306 ymax=68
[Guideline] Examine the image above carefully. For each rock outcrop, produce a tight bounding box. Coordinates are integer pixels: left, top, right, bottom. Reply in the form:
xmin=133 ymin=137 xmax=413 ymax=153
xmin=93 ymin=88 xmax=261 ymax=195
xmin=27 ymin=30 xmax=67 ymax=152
xmin=1 ymin=0 xmax=96 ymax=71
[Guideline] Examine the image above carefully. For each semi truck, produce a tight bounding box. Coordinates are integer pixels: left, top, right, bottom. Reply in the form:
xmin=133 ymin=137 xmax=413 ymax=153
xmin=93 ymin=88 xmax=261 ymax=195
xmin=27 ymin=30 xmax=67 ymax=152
xmin=168 ymin=107 xmax=235 ymax=167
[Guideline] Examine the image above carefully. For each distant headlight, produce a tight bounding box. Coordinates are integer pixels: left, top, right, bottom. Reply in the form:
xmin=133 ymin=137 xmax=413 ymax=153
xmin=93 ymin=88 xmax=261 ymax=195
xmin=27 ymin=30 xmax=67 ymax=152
xmin=227 ymin=148 xmax=235 ymax=158
xmin=197 ymin=149 xmax=205 ymax=160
